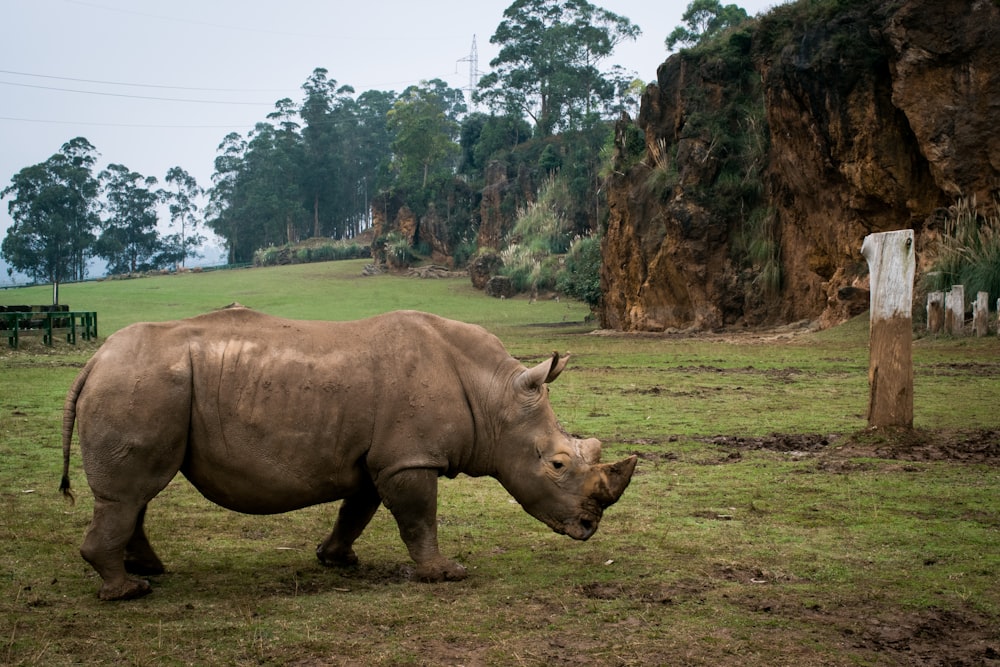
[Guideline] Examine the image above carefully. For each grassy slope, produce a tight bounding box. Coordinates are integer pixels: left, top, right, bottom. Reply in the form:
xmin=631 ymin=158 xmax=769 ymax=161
xmin=1 ymin=261 xmax=998 ymax=666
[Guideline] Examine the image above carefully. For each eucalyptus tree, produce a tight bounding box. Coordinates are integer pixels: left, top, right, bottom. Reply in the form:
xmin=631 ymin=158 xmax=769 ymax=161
xmin=162 ymin=166 xmax=204 ymax=267
xmin=477 ymin=0 xmax=640 ymax=136
xmin=299 ymin=68 xmax=357 ymax=238
xmin=266 ymin=98 xmax=308 ymax=243
xmin=665 ymin=0 xmax=750 ymax=51
xmin=206 ymin=119 xmax=306 ymax=262
xmin=353 ymin=88 xmax=397 ymax=233
xmin=386 ymin=81 xmax=461 ymax=195
xmin=206 ymin=132 xmax=249 ymax=263
xmin=96 ymin=163 xmax=163 ymax=274
xmin=1 ymin=137 xmax=100 ymax=283
xmin=459 ymin=112 xmax=532 ymax=180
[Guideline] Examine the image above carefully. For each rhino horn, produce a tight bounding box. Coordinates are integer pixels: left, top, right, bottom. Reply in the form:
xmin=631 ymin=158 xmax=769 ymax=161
xmin=518 ymin=352 xmax=570 ymax=391
xmin=589 ymin=455 xmax=638 ymax=508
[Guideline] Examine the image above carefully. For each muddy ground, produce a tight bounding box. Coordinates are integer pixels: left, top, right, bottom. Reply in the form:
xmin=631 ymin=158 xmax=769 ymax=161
xmin=621 ymin=428 xmax=999 ymax=667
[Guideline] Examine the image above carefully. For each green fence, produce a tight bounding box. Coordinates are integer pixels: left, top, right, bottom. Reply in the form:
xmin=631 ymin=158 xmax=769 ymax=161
xmin=0 ymin=306 xmax=98 ymax=349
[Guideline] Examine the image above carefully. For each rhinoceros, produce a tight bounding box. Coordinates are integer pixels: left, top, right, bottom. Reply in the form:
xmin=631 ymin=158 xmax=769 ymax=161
xmin=60 ymin=306 xmax=637 ymax=600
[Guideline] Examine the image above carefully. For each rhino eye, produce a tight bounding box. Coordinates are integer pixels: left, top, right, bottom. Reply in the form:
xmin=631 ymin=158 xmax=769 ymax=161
xmin=551 ymin=459 xmax=565 ymax=470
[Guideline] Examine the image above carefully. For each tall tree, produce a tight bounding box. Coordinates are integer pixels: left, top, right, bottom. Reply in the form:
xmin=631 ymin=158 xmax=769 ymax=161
xmin=477 ymin=0 xmax=640 ymax=136
xmin=300 ymin=69 xmax=340 ymax=238
xmin=459 ymin=112 xmax=532 ymax=179
xmin=387 ymin=82 xmax=461 ymax=194
xmin=1 ymin=137 xmax=100 ymax=283
xmin=96 ymin=164 xmax=162 ymax=274
xmin=354 ymin=88 xmax=399 ymax=232
xmin=266 ymin=98 xmax=308 ymax=244
xmin=206 ymin=132 xmax=249 ymax=263
xmin=163 ymin=166 xmax=204 ymax=267
xmin=665 ymin=0 xmax=750 ymax=51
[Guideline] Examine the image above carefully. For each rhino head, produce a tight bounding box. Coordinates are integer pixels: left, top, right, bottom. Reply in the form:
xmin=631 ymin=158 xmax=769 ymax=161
xmin=492 ymin=353 xmax=638 ymax=540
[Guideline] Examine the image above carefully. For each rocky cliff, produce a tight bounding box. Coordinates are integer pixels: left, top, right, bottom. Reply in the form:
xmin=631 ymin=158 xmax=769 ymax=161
xmin=601 ymin=0 xmax=1000 ymax=331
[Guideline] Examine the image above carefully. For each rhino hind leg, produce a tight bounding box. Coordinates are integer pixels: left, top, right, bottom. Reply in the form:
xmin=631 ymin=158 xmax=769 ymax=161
xmin=124 ymin=505 xmax=165 ymax=576
xmin=378 ymin=469 xmax=468 ymax=583
xmin=81 ymin=498 xmax=155 ymax=600
xmin=317 ymin=481 xmax=382 ymax=568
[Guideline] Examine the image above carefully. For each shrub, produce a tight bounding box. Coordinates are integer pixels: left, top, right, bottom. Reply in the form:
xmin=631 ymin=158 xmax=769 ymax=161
xmin=557 ymin=235 xmax=603 ymax=307
xmin=253 ymin=241 xmax=370 ymax=267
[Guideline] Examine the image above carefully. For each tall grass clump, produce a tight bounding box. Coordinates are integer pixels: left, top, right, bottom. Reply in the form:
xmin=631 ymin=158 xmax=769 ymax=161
xmin=384 ymin=231 xmax=415 ymax=269
xmin=925 ymin=195 xmax=1000 ymax=300
xmin=737 ymin=207 xmax=782 ymax=299
xmin=498 ymin=176 xmax=576 ymax=293
xmin=508 ymin=176 xmax=574 ymax=255
xmin=644 ymin=137 xmax=680 ymax=200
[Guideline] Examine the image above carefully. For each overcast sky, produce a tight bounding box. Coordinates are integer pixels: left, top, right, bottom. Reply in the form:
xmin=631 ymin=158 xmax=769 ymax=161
xmin=1 ymin=0 xmax=778 ymax=283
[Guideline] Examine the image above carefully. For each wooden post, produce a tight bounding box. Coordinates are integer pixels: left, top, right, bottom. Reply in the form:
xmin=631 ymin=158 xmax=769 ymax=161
xmin=972 ymin=291 xmax=989 ymax=336
xmin=926 ymin=291 xmax=944 ymax=333
xmin=945 ymin=285 xmax=965 ymax=335
xmin=861 ymin=230 xmax=915 ymax=429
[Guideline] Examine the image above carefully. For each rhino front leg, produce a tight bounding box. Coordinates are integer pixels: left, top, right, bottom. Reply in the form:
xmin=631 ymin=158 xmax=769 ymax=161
xmin=378 ymin=468 xmax=467 ymax=582
xmin=317 ymin=480 xmax=381 ymax=568
xmin=81 ymin=498 xmax=154 ymax=601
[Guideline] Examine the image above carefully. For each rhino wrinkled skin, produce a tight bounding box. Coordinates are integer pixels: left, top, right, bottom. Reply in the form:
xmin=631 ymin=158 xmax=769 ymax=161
xmin=60 ymin=307 xmax=637 ymax=600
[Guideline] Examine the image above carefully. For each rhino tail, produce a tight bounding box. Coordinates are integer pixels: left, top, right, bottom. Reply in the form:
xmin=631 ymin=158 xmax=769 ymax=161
xmin=60 ymin=357 xmax=96 ymax=504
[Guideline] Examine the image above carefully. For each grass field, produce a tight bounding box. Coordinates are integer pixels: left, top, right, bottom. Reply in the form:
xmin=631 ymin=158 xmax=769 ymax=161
xmin=2 ymin=259 xmax=998 ymax=666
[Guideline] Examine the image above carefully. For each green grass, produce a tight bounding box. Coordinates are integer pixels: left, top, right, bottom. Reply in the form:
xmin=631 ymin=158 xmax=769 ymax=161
xmin=2 ymin=260 xmax=998 ymax=665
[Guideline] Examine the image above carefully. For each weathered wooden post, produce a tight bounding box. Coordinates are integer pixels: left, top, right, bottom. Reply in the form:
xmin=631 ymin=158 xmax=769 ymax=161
xmin=972 ymin=291 xmax=989 ymax=336
xmin=861 ymin=230 xmax=915 ymax=428
xmin=945 ymin=284 xmax=965 ymax=335
xmin=926 ymin=291 xmax=944 ymax=333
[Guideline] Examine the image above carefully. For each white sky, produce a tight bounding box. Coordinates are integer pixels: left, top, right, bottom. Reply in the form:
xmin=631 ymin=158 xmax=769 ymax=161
xmin=1 ymin=0 xmax=777 ymax=283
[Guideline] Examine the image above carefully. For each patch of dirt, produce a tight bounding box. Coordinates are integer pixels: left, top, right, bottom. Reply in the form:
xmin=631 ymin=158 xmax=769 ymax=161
xmin=921 ymin=361 xmax=1000 ymax=377
xmin=574 ymin=577 xmax=1000 ymax=666
xmin=680 ymin=429 xmax=1000 ymax=465
xmin=854 ymin=607 xmax=1000 ymax=666
xmin=703 ymin=432 xmax=837 ymax=453
xmin=842 ymin=428 xmax=1000 ymax=464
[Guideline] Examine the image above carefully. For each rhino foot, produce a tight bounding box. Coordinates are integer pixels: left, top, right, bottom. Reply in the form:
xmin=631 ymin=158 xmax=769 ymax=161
xmin=316 ymin=545 xmax=359 ymax=568
xmin=98 ymin=576 xmax=152 ymax=601
xmin=125 ymin=556 xmax=165 ymax=576
xmin=414 ymin=558 xmax=468 ymax=583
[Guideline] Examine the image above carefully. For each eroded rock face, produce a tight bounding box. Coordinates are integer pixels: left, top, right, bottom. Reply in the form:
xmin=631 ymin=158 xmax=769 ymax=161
xmin=601 ymin=0 xmax=1000 ymax=331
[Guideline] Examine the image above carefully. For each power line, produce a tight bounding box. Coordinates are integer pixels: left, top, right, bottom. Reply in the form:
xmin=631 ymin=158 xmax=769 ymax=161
xmin=0 ymin=115 xmax=256 ymax=129
xmin=62 ymin=0 xmax=331 ymax=39
xmin=0 ymin=80 xmax=275 ymax=106
xmin=62 ymin=0 xmax=458 ymax=42
xmin=0 ymin=69 xmax=290 ymax=94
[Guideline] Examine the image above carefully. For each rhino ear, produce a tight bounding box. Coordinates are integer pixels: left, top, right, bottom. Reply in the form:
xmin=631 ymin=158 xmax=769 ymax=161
xmin=518 ymin=352 xmax=570 ymax=391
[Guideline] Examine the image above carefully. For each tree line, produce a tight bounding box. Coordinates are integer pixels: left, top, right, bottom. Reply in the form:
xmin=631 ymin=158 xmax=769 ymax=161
xmin=2 ymin=137 xmax=203 ymax=283
xmin=5 ymin=0 xmax=743 ymax=284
